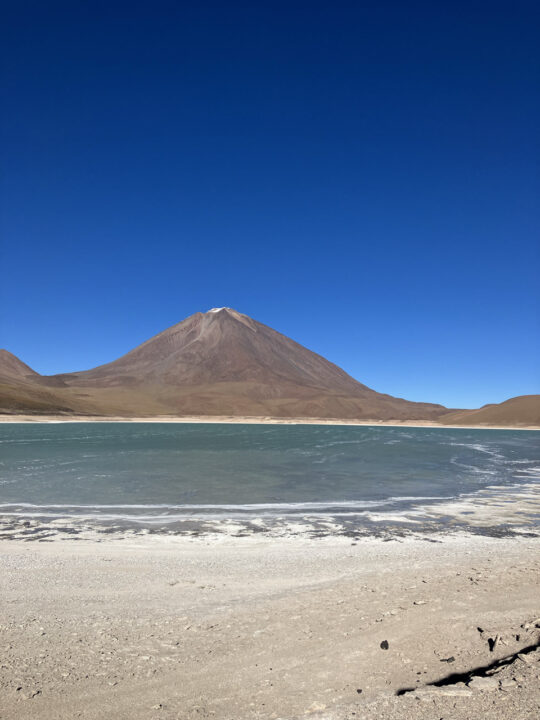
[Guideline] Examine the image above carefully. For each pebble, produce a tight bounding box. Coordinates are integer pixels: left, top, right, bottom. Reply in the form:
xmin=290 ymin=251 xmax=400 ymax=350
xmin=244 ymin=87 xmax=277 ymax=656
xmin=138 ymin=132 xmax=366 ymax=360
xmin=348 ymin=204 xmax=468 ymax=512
xmin=21 ymin=689 xmax=41 ymax=699
xmin=468 ymin=676 xmax=500 ymax=692
xmin=414 ymin=683 xmax=472 ymax=699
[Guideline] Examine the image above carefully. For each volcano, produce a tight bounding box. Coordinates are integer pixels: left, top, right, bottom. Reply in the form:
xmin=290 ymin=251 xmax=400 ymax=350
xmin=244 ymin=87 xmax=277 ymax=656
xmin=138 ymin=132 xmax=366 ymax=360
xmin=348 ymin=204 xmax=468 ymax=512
xmin=0 ymin=308 xmax=448 ymax=419
xmin=1 ymin=307 xmax=534 ymax=424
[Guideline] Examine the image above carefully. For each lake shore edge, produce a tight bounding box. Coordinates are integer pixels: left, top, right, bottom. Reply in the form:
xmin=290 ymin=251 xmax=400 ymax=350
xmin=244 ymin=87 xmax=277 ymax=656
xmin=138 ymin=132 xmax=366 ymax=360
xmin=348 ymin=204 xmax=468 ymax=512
xmin=1 ymin=413 xmax=539 ymax=430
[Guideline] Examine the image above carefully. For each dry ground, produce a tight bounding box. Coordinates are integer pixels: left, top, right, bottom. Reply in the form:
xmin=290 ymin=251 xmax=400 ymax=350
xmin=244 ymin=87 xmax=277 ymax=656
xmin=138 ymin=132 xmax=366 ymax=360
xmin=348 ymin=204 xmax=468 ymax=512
xmin=1 ymin=533 xmax=539 ymax=719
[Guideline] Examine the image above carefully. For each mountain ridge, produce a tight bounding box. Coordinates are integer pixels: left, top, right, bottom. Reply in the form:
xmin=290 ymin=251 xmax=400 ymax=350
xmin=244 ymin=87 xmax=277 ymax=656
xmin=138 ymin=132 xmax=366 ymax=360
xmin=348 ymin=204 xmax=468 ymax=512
xmin=0 ymin=308 xmax=538 ymax=425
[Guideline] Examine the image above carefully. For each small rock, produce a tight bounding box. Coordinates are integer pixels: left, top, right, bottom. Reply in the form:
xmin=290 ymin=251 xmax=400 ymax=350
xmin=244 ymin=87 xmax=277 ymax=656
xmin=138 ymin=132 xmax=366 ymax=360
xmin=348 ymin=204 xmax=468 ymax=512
xmin=432 ymin=683 xmax=472 ymax=698
xmin=413 ymin=684 xmax=472 ymax=699
xmin=440 ymin=656 xmax=455 ymax=663
xmin=380 ymin=640 xmax=389 ymax=650
xmin=413 ymin=600 xmax=427 ymax=605
xmin=22 ymin=689 xmax=41 ymax=699
xmin=468 ymin=676 xmax=500 ymax=692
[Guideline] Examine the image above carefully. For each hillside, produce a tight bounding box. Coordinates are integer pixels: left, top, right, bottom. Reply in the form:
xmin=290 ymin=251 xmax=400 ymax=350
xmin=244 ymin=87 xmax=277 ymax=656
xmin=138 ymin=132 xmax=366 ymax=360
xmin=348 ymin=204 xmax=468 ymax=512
xmin=440 ymin=395 xmax=540 ymax=428
xmin=0 ymin=308 xmax=537 ymax=425
xmin=0 ymin=308 xmax=447 ymax=420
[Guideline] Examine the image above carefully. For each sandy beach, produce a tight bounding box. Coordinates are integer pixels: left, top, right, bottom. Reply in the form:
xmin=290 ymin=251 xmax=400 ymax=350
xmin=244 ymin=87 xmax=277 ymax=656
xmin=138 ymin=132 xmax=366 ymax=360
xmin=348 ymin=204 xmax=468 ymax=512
xmin=1 ymin=531 xmax=539 ymax=720
xmin=0 ymin=414 xmax=538 ymax=431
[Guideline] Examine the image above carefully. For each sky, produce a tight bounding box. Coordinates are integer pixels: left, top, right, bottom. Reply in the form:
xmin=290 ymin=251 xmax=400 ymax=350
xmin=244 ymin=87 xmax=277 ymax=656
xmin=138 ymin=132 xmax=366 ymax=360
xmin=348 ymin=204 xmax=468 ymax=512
xmin=1 ymin=1 xmax=539 ymax=409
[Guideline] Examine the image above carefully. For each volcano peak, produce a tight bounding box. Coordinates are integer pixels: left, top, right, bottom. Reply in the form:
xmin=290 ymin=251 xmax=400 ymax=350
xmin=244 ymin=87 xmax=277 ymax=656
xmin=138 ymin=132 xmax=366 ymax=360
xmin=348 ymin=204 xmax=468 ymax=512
xmin=0 ymin=310 xmax=454 ymax=421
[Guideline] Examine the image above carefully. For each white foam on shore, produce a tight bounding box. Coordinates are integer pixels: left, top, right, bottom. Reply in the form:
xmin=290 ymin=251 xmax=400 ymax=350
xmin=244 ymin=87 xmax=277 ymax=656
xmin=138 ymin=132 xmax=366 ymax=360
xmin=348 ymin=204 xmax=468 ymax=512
xmin=1 ymin=483 xmax=539 ymax=535
xmin=0 ymin=496 xmax=452 ymax=511
xmin=0 ymin=496 xmax=458 ymax=524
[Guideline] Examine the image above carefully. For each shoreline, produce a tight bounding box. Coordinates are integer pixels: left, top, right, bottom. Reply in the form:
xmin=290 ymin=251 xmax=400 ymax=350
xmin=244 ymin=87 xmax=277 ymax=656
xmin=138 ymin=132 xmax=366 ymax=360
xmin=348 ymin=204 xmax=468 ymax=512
xmin=2 ymin=478 xmax=539 ymax=543
xmin=0 ymin=413 xmax=538 ymax=430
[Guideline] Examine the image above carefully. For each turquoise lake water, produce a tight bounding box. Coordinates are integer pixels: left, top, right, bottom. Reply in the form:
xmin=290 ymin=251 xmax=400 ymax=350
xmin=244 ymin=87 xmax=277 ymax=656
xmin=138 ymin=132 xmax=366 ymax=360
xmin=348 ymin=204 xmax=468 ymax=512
xmin=0 ymin=423 xmax=538 ymax=531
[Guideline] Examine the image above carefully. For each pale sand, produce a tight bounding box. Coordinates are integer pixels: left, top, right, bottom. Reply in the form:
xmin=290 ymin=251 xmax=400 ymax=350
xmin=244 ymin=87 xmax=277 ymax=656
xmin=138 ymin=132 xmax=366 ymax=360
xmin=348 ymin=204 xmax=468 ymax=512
xmin=0 ymin=414 xmax=539 ymax=430
xmin=1 ymin=533 xmax=539 ymax=720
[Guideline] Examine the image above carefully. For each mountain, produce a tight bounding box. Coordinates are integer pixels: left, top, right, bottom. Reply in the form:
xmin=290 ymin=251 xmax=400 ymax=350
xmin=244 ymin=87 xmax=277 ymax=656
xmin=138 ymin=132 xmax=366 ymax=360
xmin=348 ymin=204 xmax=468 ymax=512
xmin=0 ymin=349 xmax=75 ymax=414
xmin=0 ymin=349 xmax=39 ymax=381
xmin=0 ymin=308 xmax=446 ymax=419
xmin=0 ymin=308 xmax=537 ymax=425
xmin=440 ymin=395 xmax=540 ymax=428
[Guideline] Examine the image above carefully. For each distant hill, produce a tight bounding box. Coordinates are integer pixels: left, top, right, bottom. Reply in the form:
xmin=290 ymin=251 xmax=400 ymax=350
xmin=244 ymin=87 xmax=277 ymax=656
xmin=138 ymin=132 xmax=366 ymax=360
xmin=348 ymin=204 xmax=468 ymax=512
xmin=440 ymin=395 xmax=540 ymax=428
xmin=0 ymin=350 xmax=74 ymax=413
xmin=0 ymin=308 xmax=538 ymax=426
xmin=0 ymin=349 xmax=39 ymax=380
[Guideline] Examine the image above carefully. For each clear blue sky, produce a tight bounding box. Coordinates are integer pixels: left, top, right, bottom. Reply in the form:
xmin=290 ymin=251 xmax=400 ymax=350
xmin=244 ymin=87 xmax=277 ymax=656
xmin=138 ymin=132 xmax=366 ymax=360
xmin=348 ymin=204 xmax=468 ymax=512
xmin=1 ymin=1 xmax=539 ymax=409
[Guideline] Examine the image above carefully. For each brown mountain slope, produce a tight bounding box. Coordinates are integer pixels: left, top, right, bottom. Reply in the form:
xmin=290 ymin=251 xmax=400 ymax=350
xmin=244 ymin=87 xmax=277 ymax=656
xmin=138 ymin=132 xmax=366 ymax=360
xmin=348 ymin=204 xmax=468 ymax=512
xmin=0 ymin=350 xmax=76 ymax=414
xmin=0 ymin=309 xmax=536 ymax=425
xmin=440 ymin=395 xmax=540 ymax=427
xmin=0 ymin=308 xmax=448 ymax=419
xmin=71 ymin=308 xmax=374 ymax=393
xmin=0 ymin=349 xmax=39 ymax=381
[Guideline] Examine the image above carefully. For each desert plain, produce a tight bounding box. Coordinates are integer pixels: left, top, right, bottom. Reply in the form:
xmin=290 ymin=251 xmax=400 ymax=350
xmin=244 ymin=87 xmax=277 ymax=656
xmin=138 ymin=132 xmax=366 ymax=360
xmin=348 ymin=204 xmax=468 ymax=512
xmin=1 ymin=520 xmax=539 ymax=720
